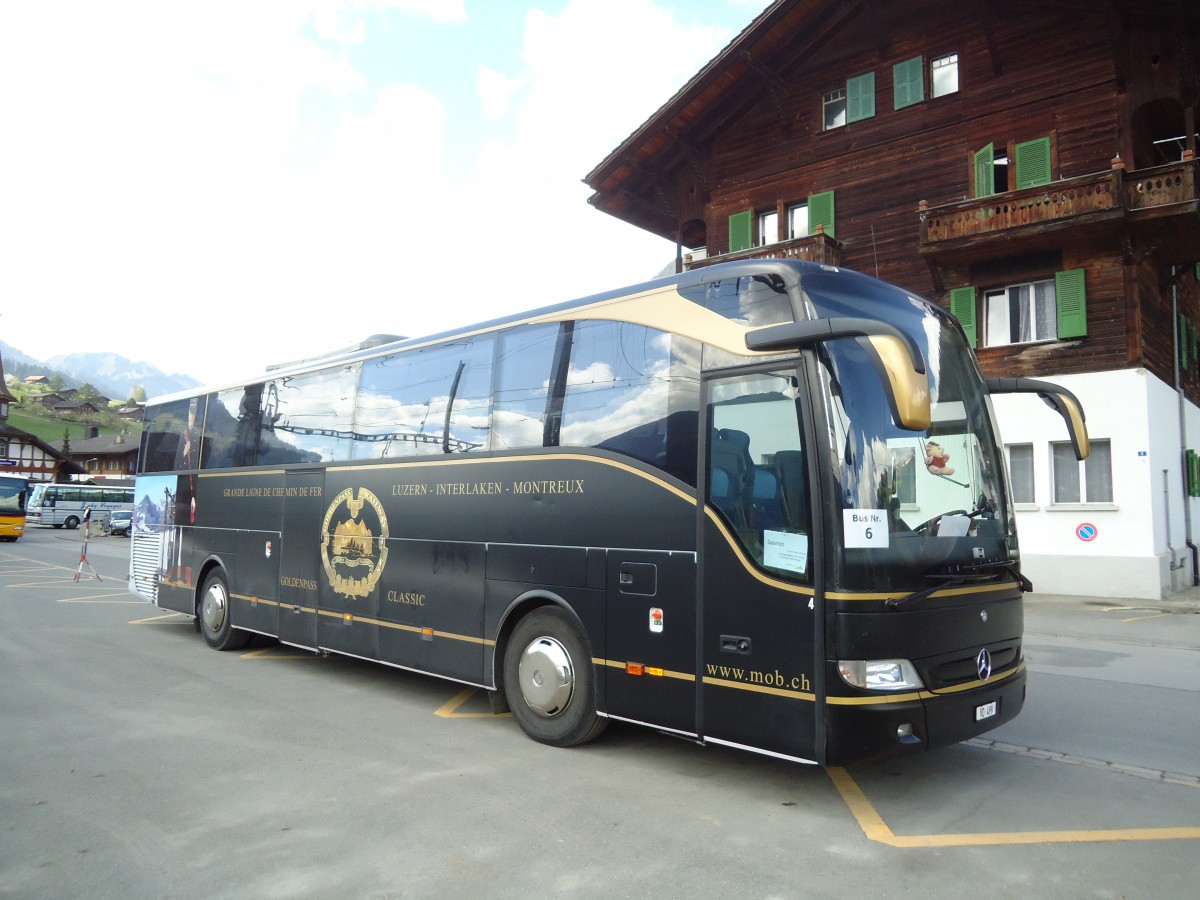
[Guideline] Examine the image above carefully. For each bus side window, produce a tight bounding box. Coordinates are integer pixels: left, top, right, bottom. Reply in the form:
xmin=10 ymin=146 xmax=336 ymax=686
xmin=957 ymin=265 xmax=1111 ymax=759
xmin=774 ymin=450 xmax=809 ymax=533
xmin=491 ymin=325 xmax=560 ymax=452
xmin=257 ymin=366 xmax=357 ymax=465
xmin=707 ymin=371 xmax=812 ymax=581
xmin=140 ymin=399 xmax=195 ymax=473
xmin=560 ymin=321 xmax=678 ymax=474
xmin=354 ymin=340 xmax=492 ymax=459
xmin=200 ymin=388 xmax=246 ymax=469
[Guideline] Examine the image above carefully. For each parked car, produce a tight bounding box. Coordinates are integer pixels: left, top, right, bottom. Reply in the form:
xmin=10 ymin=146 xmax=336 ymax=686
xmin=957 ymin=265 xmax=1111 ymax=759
xmin=105 ymin=509 xmax=133 ymax=537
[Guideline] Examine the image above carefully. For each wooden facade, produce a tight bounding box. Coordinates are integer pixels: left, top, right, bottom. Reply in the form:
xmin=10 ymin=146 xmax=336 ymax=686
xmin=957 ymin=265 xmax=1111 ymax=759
xmin=584 ymin=0 xmax=1200 ymax=400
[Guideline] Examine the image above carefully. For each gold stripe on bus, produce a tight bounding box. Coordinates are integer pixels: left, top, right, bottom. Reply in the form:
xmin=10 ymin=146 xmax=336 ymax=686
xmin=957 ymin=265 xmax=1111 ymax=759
xmin=826 ymin=690 xmax=933 ymax=704
xmin=198 ymin=469 xmax=287 ymax=479
xmin=597 ymin=658 xmax=696 ymax=682
xmin=825 ymin=581 xmax=1022 ymax=602
xmin=232 ymin=593 xmax=283 ymax=608
xmin=925 ymin=663 xmax=1024 ymax=696
xmin=704 ymin=507 xmax=816 ymax=597
xmin=701 ymin=674 xmax=816 ymax=702
xmin=533 ymin=287 xmax=778 ymax=358
xmin=826 ymin=664 xmax=1024 ymax=705
xmin=314 ymin=609 xmax=495 ymax=646
xmin=332 ymin=451 xmax=697 ymax=507
xmin=706 ymin=508 xmax=1019 ymax=602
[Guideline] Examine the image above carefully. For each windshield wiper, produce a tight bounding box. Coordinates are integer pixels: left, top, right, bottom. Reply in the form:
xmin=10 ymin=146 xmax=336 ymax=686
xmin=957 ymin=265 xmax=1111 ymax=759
xmin=886 ymin=575 xmax=977 ymax=609
xmin=885 ymin=559 xmax=1028 ymax=610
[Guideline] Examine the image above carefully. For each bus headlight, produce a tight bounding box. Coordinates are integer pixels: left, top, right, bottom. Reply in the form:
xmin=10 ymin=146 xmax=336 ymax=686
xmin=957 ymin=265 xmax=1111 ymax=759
xmin=837 ymin=659 xmax=924 ymax=691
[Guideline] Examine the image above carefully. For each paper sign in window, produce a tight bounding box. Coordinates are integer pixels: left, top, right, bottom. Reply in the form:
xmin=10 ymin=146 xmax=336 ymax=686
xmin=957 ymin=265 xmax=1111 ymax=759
xmin=763 ymin=530 xmax=809 ymax=574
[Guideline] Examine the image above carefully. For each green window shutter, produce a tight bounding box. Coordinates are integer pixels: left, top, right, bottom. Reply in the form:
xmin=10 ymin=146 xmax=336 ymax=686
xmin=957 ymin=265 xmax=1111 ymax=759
xmin=893 ymin=56 xmax=924 ymax=110
xmin=949 ymin=286 xmax=977 ymax=348
xmin=846 ymin=72 xmax=875 ymax=123
xmin=1015 ymin=136 xmax=1052 ymax=189
xmin=728 ymin=210 xmax=752 ymax=253
xmin=807 ymin=190 xmax=835 ymax=238
xmin=1182 ymin=315 xmax=1190 ymax=369
xmin=1055 ymin=268 xmax=1087 ymax=338
xmin=974 ymin=143 xmax=994 ymax=198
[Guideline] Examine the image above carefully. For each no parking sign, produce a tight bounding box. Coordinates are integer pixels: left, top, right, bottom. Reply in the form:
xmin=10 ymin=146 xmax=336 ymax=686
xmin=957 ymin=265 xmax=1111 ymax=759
xmin=1076 ymin=522 xmax=1097 ymax=542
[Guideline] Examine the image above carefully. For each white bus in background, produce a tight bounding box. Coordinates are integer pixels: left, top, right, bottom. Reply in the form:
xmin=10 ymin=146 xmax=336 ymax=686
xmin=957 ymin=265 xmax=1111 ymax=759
xmin=26 ymin=483 xmax=134 ymax=530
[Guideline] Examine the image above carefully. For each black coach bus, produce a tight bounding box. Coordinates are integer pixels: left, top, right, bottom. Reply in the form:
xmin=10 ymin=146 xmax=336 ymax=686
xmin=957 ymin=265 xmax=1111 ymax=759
xmin=129 ymin=259 xmax=1087 ymax=765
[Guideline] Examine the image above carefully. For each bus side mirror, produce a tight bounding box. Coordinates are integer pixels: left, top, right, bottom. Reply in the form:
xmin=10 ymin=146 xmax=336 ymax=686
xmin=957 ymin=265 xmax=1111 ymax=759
xmin=746 ymin=317 xmax=932 ymax=431
xmin=985 ymin=377 xmax=1090 ymax=460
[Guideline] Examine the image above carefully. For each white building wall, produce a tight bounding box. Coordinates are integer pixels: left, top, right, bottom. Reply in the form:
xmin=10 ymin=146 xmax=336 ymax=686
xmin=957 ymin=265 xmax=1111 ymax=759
xmin=990 ymin=367 xmax=1198 ymax=599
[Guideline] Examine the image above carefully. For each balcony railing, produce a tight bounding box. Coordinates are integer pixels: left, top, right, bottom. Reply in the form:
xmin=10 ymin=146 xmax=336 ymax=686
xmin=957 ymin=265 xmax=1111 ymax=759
xmin=1125 ymin=159 xmax=1197 ymax=211
xmin=685 ymin=230 xmax=841 ymax=270
xmin=919 ymin=157 xmax=1197 ymax=252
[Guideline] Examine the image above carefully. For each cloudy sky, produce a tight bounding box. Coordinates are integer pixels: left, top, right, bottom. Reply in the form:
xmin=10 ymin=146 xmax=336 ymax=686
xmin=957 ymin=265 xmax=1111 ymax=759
xmin=1 ymin=0 xmax=770 ymax=388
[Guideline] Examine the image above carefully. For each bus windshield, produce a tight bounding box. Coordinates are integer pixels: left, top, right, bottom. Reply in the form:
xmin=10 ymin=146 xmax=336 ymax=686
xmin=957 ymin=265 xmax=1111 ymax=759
xmin=0 ymin=477 xmax=27 ymax=515
xmin=804 ymin=270 xmax=1014 ymax=592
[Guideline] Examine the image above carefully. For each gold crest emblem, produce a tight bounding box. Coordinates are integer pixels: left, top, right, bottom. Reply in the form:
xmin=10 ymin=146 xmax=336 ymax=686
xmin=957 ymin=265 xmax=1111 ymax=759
xmin=321 ymin=487 xmax=389 ymax=598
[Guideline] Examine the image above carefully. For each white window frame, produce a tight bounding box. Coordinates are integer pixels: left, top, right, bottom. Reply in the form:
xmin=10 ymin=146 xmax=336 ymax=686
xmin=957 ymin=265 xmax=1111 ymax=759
xmin=822 ymin=88 xmax=846 ymax=130
xmin=984 ymin=279 xmax=1057 ymax=347
xmin=931 ymin=53 xmax=959 ymax=98
xmin=1051 ymin=438 xmax=1113 ymax=505
xmin=1006 ymin=442 xmax=1035 ymax=505
xmin=787 ymin=203 xmax=809 ymax=240
xmin=757 ymin=209 xmax=778 ymax=247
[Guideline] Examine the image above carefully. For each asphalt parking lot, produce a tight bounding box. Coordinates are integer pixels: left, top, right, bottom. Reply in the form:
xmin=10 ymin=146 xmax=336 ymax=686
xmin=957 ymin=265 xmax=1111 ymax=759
xmin=2 ymin=527 xmax=1198 ymax=898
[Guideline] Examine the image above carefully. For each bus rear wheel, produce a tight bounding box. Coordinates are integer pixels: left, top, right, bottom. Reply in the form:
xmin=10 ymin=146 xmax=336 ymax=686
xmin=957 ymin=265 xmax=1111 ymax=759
xmin=503 ymin=607 xmax=606 ymax=747
xmin=198 ymin=570 xmax=251 ymax=651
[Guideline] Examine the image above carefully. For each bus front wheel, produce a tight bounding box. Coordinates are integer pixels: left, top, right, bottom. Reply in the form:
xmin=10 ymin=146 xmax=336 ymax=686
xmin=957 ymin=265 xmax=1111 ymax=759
xmin=64 ymin=516 xmax=80 ymax=530
xmin=503 ymin=607 xmax=607 ymax=748
xmin=198 ymin=570 xmax=251 ymax=651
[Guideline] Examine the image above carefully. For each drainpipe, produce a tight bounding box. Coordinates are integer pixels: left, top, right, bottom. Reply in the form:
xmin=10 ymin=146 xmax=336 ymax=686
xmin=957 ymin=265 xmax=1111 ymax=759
xmin=1171 ymin=264 xmax=1199 ymax=584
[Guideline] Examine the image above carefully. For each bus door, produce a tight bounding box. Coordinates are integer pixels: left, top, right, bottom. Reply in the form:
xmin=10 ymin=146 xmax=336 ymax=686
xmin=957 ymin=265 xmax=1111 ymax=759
xmin=316 ymin=470 xmax=382 ymax=661
xmin=277 ymin=469 xmax=324 ymax=649
xmin=699 ymin=368 xmax=820 ymax=762
xmin=604 ymin=549 xmax=697 ymax=736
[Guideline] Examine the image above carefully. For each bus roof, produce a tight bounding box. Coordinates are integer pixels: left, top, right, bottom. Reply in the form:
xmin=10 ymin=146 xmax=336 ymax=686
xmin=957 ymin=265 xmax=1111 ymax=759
xmin=143 ymin=259 xmax=888 ymax=406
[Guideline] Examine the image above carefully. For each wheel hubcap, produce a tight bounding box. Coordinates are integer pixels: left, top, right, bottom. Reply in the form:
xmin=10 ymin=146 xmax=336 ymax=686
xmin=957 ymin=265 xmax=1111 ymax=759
xmin=201 ymin=584 xmax=227 ymax=633
xmin=518 ymin=635 xmax=574 ymax=717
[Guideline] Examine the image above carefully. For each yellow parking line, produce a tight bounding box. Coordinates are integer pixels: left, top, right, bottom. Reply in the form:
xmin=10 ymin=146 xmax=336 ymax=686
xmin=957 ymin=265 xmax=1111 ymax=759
xmin=239 ymin=647 xmax=319 ymax=660
xmin=435 ymin=687 xmax=511 ymax=719
xmin=60 ymin=596 xmax=144 ymax=603
xmin=826 ymin=767 xmax=1200 ymax=846
xmin=129 ymin=612 xmax=191 ymax=625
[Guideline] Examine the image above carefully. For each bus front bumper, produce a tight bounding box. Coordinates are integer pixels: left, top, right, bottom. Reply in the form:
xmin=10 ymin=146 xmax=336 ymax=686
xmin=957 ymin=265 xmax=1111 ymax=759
xmin=824 ymin=667 xmax=1026 ymax=765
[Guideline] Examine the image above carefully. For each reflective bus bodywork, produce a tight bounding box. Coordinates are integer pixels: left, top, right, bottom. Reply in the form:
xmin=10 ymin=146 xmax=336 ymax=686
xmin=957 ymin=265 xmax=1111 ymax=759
xmin=129 ymin=260 xmax=1086 ymax=765
xmin=0 ymin=475 xmax=28 ymax=541
xmin=28 ymin=483 xmax=134 ymax=530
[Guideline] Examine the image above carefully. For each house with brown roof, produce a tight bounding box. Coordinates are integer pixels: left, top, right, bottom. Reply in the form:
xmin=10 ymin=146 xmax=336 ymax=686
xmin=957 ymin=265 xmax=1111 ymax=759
xmin=584 ymin=0 xmax=1199 ymax=598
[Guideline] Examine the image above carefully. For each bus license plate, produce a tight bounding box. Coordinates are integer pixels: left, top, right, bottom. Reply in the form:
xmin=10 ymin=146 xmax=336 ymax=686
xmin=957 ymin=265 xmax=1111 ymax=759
xmin=975 ymin=700 xmax=998 ymax=721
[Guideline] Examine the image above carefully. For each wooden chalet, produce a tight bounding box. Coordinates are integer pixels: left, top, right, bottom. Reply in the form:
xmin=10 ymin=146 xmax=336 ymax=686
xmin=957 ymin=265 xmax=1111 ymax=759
xmin=584 ymin=0 xmax=1200 ymax=599
xmin=0 ymin=350 xmax=86 ymax=483
xmin=69 ymin=432 xmax=139 ymax=480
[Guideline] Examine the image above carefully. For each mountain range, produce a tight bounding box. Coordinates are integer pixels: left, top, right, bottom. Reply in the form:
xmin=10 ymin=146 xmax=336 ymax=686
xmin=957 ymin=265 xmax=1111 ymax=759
xmin=0 ymin=341 xmax=199 ymax=401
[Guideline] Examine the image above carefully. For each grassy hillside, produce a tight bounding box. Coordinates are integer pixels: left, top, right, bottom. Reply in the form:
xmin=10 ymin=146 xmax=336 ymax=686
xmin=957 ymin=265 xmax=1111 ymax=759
xmin=7 ymin=406 xmax=140 ymax=448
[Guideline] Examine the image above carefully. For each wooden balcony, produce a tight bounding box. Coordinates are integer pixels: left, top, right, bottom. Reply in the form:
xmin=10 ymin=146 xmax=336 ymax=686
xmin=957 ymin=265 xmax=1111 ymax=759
xmin=919 ymin=158 xmax=1199 ymax=264
xmin=685 ymin=230 xmax=842 ymax=270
